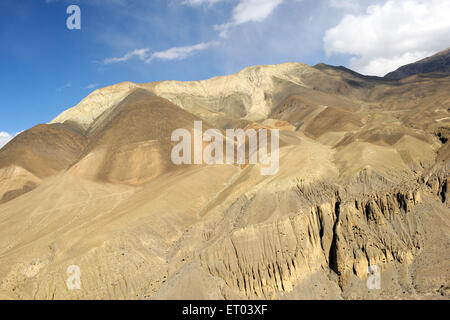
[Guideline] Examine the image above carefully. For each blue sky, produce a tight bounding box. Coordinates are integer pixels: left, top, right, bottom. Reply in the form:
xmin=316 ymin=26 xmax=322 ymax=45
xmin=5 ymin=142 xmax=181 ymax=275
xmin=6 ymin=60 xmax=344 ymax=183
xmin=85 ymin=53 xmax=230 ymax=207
xmin=1 ymin=0 xmax=449 ymax=146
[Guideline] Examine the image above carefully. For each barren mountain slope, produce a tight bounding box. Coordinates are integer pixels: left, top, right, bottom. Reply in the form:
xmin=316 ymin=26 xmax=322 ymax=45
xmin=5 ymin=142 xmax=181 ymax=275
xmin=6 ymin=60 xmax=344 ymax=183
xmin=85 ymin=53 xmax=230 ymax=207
xmin=0 ymin=123 xmax=87 ymax=203
xmin=385 ymin=48 xmax=450 ymax=80
xmin=0 ymin=53 xmax=449 ymax=300
xmin=69 ymin=89 xmax=212 ymax=185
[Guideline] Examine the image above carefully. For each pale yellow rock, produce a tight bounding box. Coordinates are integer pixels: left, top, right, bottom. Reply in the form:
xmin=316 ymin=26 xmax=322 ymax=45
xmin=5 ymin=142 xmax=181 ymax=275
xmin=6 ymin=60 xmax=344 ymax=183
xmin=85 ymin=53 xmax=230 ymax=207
xmin=50 ymin=82 xmax=137 ymax=130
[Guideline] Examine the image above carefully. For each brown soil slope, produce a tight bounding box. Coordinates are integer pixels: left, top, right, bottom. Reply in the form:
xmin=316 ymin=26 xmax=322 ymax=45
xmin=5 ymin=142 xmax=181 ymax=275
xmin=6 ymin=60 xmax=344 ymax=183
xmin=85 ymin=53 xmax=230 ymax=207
xmin=0 ymin=123 xmax=87 ymax=177
xmin=69 ymin=89 xmax=209 ymax=184
xmin=0 ymin=123 xmax=87 ymax=203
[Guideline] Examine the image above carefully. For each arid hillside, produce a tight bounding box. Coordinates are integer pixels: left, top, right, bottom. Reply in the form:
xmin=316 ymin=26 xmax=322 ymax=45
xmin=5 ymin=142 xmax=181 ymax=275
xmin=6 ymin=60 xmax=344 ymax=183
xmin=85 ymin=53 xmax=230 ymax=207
xmin=385 ymin=47 xmax=450 ymax=80
xmin=0 ymin=50 xmax=449 ymax=300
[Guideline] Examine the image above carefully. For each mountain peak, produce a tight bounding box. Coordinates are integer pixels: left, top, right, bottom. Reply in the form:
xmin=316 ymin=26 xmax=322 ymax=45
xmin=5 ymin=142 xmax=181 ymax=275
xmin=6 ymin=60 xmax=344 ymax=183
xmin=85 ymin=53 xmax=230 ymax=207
xmin=49 ymin=62 xmax=318 ymax=130
xmin=384 ymin=48 xmax=450 ymax=80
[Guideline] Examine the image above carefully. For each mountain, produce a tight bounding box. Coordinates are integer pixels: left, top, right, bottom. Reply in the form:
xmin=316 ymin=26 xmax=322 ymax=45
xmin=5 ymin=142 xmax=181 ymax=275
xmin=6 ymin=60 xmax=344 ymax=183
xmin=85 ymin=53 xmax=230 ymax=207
xmin=0 ymin=54 xmax=449 ymax=300
xmin=0 ymin=123 xmax=87 ymax=203
xmin=385 ymin=48 xmax=450 ymax=80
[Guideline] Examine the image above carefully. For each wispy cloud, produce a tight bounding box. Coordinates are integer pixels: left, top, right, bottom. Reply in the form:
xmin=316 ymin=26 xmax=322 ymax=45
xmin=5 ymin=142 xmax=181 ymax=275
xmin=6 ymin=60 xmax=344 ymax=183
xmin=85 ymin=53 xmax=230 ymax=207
xmin=148 ymin=41 xmax=220 ymax=62
xmin=216 ymin=0 xmax=285 ymax=37
xmin=85 ymin=83 xmax=99 ymax=89
xmin=56 ymin=81 xmax=72 ymax=92
xmin=103 ymin=41 xmax=219 ymax=64
xmin=103 ymin=48 xmax=149 ymax=64
xmin=183 ymin=0 xmax=285 ymax=37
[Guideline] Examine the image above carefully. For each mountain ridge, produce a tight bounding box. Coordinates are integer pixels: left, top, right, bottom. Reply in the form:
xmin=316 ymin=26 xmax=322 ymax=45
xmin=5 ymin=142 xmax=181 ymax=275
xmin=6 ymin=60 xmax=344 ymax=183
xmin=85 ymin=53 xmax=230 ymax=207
xmin=385 ymin=48 xmax=450 ymax=80
xmin=46 ymin=48 xmax=450 ymax=134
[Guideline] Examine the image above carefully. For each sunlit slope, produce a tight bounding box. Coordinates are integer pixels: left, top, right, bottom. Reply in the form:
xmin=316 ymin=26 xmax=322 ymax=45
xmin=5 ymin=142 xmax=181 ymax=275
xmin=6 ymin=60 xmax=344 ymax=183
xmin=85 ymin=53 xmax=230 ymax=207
xmin=69 ymin=89 xmax=208 ymax=184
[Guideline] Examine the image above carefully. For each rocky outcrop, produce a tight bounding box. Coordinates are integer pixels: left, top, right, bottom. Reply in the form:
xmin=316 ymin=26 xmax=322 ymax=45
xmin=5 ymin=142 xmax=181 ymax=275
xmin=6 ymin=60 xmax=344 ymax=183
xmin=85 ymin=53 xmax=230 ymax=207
xmin=199 ymin=181 xmax=426 ymax=298
xmin=422 ymin=162 xmax=450 ymax=205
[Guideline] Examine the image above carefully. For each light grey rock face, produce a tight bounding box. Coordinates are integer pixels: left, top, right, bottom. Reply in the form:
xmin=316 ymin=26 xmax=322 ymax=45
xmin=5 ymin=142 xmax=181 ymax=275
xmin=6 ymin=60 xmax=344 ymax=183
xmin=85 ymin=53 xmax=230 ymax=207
xmin=50 ymin=82 xmax=137 ymax=131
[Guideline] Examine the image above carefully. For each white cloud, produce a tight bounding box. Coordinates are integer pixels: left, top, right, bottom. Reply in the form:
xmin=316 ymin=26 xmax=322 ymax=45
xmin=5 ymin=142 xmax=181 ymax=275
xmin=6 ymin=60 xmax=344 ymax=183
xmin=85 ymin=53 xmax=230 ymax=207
xmin=103 ymin=41 xmax=219 ymax=64
xmin=215 ymin=0 xmax=284 ymax=37
xmin=355 ymin=51 xmax=433 ymax=77
xmin=232 ymin=0 xmax=284 ymax=24
xmin=85 ymin=83 xmax=99 ymax=89
xmin=328 ymin=0 xmax=359 ymax=11
xmin=0 ymin=131 xmax=21 ymax=149
xmin=324 ymin=0 xmax=450 ymax=76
